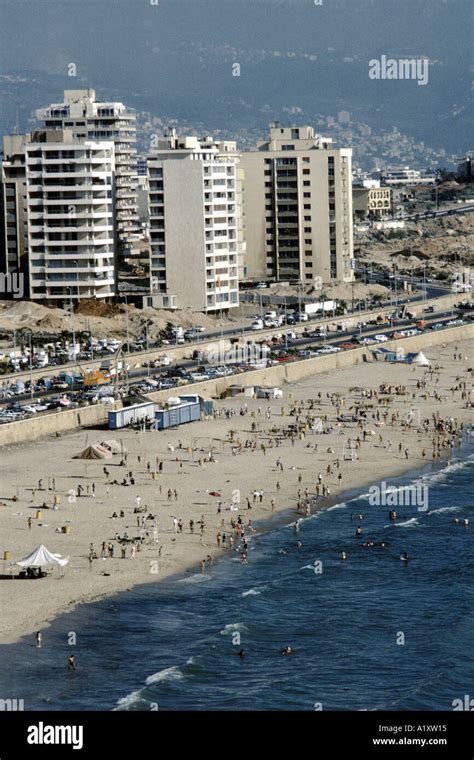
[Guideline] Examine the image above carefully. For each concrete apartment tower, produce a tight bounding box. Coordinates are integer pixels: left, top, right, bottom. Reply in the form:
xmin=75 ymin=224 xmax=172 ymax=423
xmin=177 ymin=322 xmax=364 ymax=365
xmin=147 ymin=131 xmax=244 ymax=312
xmin=240 ymin=125 xmax=354 ymax=285
xmin=26 ymin=130 xmax=116 ymax=302
xmin=36 ymin=89 xmax=138 ymax=262
xmin=0 ymin=134 xmax=31 ymax=297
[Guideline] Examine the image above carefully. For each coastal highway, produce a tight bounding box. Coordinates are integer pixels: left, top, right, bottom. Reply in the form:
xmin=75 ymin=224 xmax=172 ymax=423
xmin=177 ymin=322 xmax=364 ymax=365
xmin=0 ymin=309 xmax=465 ymax=413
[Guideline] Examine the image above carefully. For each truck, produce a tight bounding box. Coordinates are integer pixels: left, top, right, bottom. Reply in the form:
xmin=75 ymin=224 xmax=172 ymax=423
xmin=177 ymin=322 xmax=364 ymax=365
xmin=57 ymin=372 xmax=80 ymax=386
xmin=84 ymin=370 xmax=110 ymax=387
xmin=304 ymin=300 xmax=337 ymax=315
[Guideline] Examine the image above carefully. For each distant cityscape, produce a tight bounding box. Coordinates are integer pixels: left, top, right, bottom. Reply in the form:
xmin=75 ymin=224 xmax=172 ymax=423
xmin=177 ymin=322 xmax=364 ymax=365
xmin=1 ymin=88 xmax=472 ymax=313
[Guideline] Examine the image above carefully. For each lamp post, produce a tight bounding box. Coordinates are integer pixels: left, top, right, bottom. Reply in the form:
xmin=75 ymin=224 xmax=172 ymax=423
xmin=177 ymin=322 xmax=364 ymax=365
xmin=146 ymin=321 xmax=150 ymax=378
xmin=66 ymin=287 xmax=76 ymax=362
xmin=124 ymin=294 xmax=130 ymax=354
xmin=28 ymin=332 xmax=33 ymax=402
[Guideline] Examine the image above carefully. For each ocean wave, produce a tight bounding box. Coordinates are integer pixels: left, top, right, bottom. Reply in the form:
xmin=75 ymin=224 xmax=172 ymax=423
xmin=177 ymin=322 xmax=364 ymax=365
xmin=220 ymin=622 xmax=248 ymax=635
xmin=418 ymin=457 xmax=473 ymax=486
xmin=428 ymin=506 xmax=462 ymax=515
xmin=145 ymin=666 xmax=184 ymax=685
xmin=326 ymin=501 xmax=349 ymax=513
xmin=177 ymin=574 xmax=212 ymax=584
xmin=241 ymin=585 xmax=269 ymax=598
xmin=393 ymin=517 xmax=419 ymax=528
xmin=114 ymin=690 xmax=144 ymax=710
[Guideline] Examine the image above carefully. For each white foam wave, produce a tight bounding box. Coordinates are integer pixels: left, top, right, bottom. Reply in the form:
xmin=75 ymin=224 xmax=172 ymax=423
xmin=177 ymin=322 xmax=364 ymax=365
xmin=418 ymin=457 xmax=472 ymax=486
xmin=177 ymin=574 xmax=211 ymax=584
xmin=394 ymin=517 xmax=419 ymax=528
xmin=220 ymin=622 xmax=248 ymax=635
xmin=428 ymin=506 xmax=461 ymax=515
xmin=145 ymin=666 xmax=184 ymax=685
xmin=241 ymin=585 xmax=269 ymax=597
xmin=326 ymin=501 xmax=349 ymax=513
xmin=114 ymin=690 xmax=143 ymax=710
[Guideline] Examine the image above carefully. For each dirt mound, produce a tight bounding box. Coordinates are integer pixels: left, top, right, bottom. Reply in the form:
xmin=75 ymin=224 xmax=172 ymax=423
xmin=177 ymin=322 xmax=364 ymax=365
xmin=75 ymin=299 xmax=124 ymax=318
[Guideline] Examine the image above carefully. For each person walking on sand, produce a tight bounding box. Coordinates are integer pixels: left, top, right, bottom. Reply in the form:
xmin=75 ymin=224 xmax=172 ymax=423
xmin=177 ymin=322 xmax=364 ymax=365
xmin=28 ymin=517 xmax=32 ymax=530
xmin=200 ymin=559 xmax=206 ymax=574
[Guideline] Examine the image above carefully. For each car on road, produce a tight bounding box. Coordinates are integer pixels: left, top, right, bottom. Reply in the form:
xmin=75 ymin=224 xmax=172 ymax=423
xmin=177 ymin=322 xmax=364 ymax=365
xmin=374 ymin=334 xmax=389 ymax=342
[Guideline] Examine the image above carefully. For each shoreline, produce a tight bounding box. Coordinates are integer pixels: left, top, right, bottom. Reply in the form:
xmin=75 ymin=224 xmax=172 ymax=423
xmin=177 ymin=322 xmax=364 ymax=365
xmin=1 ymin=448 xmax=466 ymax=650
xmin=0 ymin=337 xmax=472 ymax=646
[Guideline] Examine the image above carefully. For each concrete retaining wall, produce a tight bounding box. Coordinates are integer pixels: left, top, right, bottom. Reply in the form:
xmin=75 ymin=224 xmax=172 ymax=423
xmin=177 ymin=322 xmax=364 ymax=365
xmin=0 ymin=402 xmax=110 ymax=447
xmin=0 ymin=323 xmax=471 ymax=447
xmin=1 ymin=293 xmax=459 ymax=384
xmin=147 ymin=324 xmax=474 ymax=403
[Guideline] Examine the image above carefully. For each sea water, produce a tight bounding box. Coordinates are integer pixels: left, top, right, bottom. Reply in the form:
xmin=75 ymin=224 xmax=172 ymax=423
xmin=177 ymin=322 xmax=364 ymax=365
xmin=1 ymin=441 xmax=472 ymax=712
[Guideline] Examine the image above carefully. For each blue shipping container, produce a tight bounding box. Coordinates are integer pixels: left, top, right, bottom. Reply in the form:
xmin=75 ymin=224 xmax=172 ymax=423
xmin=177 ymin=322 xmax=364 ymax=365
xmin=154 ymin=401 xmax=201 ymax=430
xmin=108 ymin=402 xmax=155 ymax=430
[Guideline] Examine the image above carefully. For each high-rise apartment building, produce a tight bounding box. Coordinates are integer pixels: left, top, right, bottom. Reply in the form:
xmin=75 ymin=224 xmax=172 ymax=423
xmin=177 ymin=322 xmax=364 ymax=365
xmin=240 ymin=126 xmax=354 ymax=284
xmin=26 ymin=130 xmax=116 ymax=302
xmin=36 ymin=90 xmax=138 ymax=247
xmin=0 ymin=134 xmax=31 ymax=294
xmin=147 ymin=131 xmax=243 ymax=312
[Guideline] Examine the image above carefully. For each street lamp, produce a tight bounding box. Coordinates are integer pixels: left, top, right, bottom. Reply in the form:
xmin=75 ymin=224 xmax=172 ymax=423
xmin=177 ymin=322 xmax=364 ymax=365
xmin=28 ymin=332 xmax=33 ymax=402
xmin=66 ymin=287 xmax=76 ymax=361
xmin=123 ymin=294 xmax=130 ymax=354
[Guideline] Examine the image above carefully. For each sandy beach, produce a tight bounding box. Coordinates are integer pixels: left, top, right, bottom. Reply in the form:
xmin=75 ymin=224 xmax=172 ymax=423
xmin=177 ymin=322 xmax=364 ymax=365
xmin=0 ymin=337 xmax=472 ymax=646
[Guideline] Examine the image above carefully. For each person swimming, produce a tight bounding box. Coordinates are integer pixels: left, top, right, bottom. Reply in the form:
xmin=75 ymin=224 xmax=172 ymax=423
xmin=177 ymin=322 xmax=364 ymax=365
xmin=340 ymin=551 xmax=347 ymax=561
xmin=238 ymin=649 xmax=246 ymax=658
xmin=401 ymin=551 xmax=409 ymax=562
xmin=281 ymin=646 xmax=292 ymax=656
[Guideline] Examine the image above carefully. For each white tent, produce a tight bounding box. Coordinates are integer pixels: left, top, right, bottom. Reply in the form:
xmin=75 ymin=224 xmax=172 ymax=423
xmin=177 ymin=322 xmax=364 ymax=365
xmin=16 ymin=545 xmax=69 ymax=575
xmin=412 ymin=352 xmax=430 ymax=367
xmin=100 ymin=439 xmax=123 ymax=454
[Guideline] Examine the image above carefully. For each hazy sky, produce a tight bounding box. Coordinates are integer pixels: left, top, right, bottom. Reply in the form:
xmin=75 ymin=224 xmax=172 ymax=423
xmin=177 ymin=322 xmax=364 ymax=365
xmin=0 ymin=0 xmax=472 ymax=154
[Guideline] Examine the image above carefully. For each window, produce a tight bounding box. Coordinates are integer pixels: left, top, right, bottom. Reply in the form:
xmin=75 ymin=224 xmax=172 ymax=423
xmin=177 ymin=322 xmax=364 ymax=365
xmin=305 ymin=261 xmax=313 ymax=268
xmin=304 ymin=192 xmax=311 ymax=198
xmin=303 ymin=180 xmax=310 ymax=186
xmin=304 ymin=204 xmax=311 ymax=209
xmin=304 ymin=215 xmax=311 ymax=221
xmin=303 ymin=169 xmax=310 ymax=175
xmin=282 ymin=145 xmax=295 ymax=151
xmin=305 ymin=238 xmax=312 ymax=245
xmin=304 ymin=227 xmax=311 ymax=233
